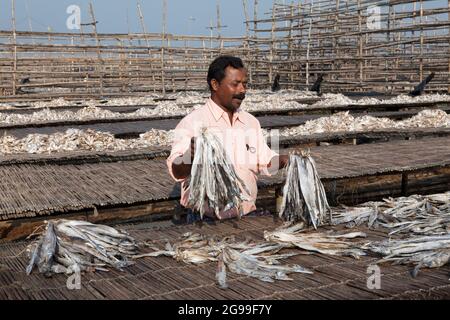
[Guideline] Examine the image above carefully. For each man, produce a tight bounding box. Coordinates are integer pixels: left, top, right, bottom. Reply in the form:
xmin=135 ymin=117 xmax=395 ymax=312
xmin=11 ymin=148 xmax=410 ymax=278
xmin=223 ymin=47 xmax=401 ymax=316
xmin=167 ymin=55 xmax=289 ymax=220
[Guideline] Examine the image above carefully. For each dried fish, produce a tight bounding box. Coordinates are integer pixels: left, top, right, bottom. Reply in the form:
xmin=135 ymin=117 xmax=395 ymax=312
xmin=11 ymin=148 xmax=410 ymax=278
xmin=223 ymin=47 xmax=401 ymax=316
xmin=139 ymin=232 xmax=311 ymax=288
xmin=330 ymin=192 xmax=450 ymax=235
xmin=364 ymin=234 xmax=450 ymax=276
xmin=0 ymin=128 xmax=174 ymax=155
xmin=279 ymin=150 xmax=330 ymax=228
xmin=26 ymin=219 xmax=139 ymax=276
xmin=220 ymin=245 xmax=312 ymax=285
xmin=264 ymin=223 xmax=367 ymax=259
xmin=279 ymin=109 xmax=450 ymax=138
xmin=187 ymin=128 xmax=250 ymax=219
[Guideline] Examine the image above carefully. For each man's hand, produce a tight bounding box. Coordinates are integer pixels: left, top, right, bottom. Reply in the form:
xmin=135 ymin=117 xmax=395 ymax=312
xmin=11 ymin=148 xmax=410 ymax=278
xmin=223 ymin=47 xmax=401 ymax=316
xmin=267 ymin=154 xmax=290 ymax=175
xmin=189 ymin=137 xmax=195 ymax=161
xmin=279 ymin=154 xmax=289 ymax=169
xmin=171 ymin=137 xmax=195 ymax=180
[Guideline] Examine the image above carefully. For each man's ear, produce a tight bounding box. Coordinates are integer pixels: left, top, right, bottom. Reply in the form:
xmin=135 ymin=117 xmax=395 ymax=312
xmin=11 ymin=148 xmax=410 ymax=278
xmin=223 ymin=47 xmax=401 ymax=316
xmin=211 ymin=79 xmax=220 ymax=92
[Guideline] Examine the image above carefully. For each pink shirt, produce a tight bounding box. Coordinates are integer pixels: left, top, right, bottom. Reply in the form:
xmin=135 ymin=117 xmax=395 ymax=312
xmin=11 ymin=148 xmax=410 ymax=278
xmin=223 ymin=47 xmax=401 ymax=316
xmin=166 ymin=98 xmax=278 ymax=219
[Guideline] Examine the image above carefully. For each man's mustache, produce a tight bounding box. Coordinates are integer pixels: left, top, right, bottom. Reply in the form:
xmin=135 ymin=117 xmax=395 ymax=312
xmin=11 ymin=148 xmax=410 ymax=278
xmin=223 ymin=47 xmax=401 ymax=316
xmin=233 ymin=94 xmax=246 ymax=100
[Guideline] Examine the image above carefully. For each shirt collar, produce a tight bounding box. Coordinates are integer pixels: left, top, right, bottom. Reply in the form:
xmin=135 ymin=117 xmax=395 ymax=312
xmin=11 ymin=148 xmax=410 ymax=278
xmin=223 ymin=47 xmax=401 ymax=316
xmin=207 ymin=98 xmax=246 ymax=125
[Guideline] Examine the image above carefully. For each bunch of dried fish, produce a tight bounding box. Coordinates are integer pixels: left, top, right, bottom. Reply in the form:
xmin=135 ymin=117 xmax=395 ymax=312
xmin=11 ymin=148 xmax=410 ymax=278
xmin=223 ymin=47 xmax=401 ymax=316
xmin=279 ymin=150 xmax=330 ymax=228
xmin=136 ymin=232 xmax=311 ymax=288
xmin=264 ymin=223 xmax=367 ymax=258
xmin=363 ymin=234 xmax=450 ymax=277
xmin=187 ymin=128 xmax=250 ymax=219
xmin=26 ymin=219 xmax=139 ymax=276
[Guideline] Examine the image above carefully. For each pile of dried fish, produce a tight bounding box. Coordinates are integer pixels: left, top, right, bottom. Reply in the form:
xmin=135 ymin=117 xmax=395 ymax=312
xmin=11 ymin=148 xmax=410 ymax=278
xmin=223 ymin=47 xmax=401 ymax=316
xmin=137 ymin=232 xmax=312 ymax=288
xmin=0 ymin=104 xmax=190 ymax=126
xmin=330 ymin=192 xmax=450 ymax=236
xmin=264 ymin=223 xmax=367 ymax=258
xmin=0 ymin=128 xmax=173 ymax=155
xmin=279 ymin=109 xmax=450 ymax=137
xmin=26 ymin=220 xmax=139 ymax=276
xmin=310 ymin=93 xmax=450 ymax=108
xmin=279 ymin=150 xmax=330 ymax=228
xmin=363 ymin=234 xmax=450 ymax=277
xmin=242 ymin=100 xmax=308 ymax=112
xmin=166 ymin=91 xmax=208 ymax=105
xmin=328 ymin=192 xmax=450 ymax=275
xmin=187 ymin=128 xmax=250 ymax=219
xmin=377 ymin=193 xmax=450 ymax=236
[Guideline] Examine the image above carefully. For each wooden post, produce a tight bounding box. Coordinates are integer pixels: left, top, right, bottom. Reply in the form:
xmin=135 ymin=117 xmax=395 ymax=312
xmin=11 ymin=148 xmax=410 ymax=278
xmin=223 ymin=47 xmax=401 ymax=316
xmin=306 ymin=1 xmax=313 ymax=86
xmin=25 ymin=0 xmax=35 ymax=45
xmin=269 ymin=2 xmax=275 ymax=85
xmin=242 ymin=0 xmax=252 ymax=84
xmin=358 ymin=0 xmax=363 ymax=85
xmin=254 ymin=0 xmax=259 ymax=87
xmin=332 ymin=0 xmax=340 ymax=85
xmin=289 ymin=1 xmax=294 ymax=87
xmin=161 ymin=0 xmax=167 ymax=95
xmin=419 ymin=0 xmax=424 ymax=82
xmin=11 ymin=0 xmax=17 ymax=95
xmin=89 ymin=2 xmax=103 ymax=96
xmin=216 ymin=0 xmax=222 ymax=38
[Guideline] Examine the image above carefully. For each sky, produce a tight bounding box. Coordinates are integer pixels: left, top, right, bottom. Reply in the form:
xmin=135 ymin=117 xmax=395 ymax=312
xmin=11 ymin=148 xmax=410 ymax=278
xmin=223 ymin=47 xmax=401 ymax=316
xmin=0 ymin=0 xmax=276 ymax=37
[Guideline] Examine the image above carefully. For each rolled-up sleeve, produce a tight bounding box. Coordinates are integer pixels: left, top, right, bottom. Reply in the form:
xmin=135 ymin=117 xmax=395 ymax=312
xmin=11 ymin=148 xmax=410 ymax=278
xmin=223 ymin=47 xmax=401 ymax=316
xmin=256 ymin=123 xmax=278 ymax=176
xmin=166 ymin=117 xmax=195 ymax=182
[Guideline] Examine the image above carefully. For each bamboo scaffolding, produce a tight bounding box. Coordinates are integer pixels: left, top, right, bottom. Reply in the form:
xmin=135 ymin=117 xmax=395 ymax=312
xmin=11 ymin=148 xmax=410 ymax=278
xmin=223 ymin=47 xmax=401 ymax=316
xmin=247 ymin=0 xmax=450 ymax=93
xmin=1 ymin=0 xmax=449 ymax=98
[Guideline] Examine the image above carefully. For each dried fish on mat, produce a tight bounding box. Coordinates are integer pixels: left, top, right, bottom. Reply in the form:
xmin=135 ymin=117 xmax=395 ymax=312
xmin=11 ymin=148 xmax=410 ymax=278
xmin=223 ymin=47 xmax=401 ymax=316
xmin=279 ymin=150 xmax=330 ymax=228
xmin=136 ymin=232 xmax=311 ymax=288
xmin=278 ymin=109 xmax=450 ymax=138
xmin=330 ymin=205 xmax=380 ymax=229
xmin=264 ymin=223 xmax=367 ymax=259
xmin=219 ymin=245 xmax=312 ymax=287
xmin=26 ymin=220 xmax=139 ymax=276
xmin=187 ymin=128 xmax=250 ymax=219
xmin=330 ymin=192 xmax=450 ymax=236
xmin=0 ymin=128 xmax=174 ymax=155
xmin=364 ymin=234 xmax=450 ymax=277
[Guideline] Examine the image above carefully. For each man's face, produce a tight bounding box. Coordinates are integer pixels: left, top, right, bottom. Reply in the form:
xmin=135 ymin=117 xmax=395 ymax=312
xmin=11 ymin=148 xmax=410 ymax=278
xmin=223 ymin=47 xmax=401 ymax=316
xmin=211 ymin=66 xmax=248 ymax=112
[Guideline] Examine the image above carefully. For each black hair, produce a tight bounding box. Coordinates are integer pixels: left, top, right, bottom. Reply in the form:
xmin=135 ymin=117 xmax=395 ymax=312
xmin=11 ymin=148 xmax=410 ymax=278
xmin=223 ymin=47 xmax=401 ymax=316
xmin=207 ymin=55 xmax=245 ymax=90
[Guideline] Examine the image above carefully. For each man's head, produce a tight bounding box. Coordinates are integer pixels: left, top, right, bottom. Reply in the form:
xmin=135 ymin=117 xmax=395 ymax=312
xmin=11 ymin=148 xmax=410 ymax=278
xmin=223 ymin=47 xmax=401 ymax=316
xmin=207 ymin=55 xmax=248 ymax=113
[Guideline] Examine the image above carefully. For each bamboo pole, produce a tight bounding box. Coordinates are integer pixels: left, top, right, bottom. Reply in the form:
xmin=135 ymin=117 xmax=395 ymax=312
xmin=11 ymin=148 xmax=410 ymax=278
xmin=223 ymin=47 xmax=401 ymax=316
xmin=242 ymin=0 xmax=253 ymax=84
xmin=161 ymin=0 xmax=167 ymax=94
xmin=11 ymin=0 xmax=17 ymax=95
xmin=88 ymin=2 xmax=103 ymax=95
xmin=420 ymin=0 xmax=424 ymax=81
xmin=269 ymin=2 xmax=276 ymax=85
xmin=254 ymin=0 xmax=259 ymax=86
